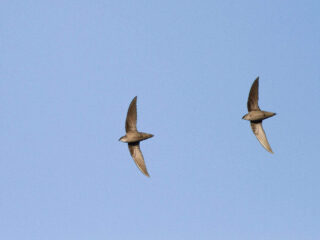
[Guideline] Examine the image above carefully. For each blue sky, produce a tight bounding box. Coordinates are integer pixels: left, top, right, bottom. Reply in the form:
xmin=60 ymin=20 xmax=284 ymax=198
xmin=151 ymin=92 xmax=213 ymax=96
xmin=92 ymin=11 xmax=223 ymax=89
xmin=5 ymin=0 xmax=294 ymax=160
xmin=1 ymin=0 xmax=320 ymax=239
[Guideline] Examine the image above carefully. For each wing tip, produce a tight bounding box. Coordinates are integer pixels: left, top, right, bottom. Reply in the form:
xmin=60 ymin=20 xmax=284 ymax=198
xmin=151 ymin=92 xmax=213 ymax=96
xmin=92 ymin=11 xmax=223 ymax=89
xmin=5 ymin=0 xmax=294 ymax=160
xmin=139 ymin=168 xmax=150 ymax=177
xmin=262 ymin=143 xmax=274 ymax=154
xmin=268 ymin=149 xmax=274 ymax=154
xmin=129 ymin=96 xmax=137 ymax=105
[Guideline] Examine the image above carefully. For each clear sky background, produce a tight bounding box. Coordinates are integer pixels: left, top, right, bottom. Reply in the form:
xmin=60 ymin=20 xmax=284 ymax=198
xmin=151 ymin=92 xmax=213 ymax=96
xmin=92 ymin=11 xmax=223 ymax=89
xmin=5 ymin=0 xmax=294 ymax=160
xmin=1 ymin=1 xmax=320 ymax=239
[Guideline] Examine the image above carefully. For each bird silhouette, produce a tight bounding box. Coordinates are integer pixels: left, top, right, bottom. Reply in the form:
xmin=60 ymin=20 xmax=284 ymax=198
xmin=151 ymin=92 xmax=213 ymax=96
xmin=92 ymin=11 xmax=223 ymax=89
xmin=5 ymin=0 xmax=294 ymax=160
xmin=119 ymin=96 xmax=153 ymax=176
xmin=242 ymin=77 xmax=276 ymax=153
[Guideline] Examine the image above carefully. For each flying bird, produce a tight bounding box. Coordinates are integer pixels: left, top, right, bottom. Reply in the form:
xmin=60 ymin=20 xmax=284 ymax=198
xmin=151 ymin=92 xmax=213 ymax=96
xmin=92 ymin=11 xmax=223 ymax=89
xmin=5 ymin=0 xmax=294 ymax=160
xmin=242 ymin=77 xmax=276 ymax=153
xmin=119 ymin=96 xmax=154 ymax=177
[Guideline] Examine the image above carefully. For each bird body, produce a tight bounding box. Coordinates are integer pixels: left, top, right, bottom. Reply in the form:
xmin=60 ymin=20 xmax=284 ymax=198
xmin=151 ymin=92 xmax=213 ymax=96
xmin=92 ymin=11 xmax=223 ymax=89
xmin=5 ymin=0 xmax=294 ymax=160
xmin=119 ymin=132 xmax=153 ymax=143
xmin=242 ymin=111 xmax=275 ymax=121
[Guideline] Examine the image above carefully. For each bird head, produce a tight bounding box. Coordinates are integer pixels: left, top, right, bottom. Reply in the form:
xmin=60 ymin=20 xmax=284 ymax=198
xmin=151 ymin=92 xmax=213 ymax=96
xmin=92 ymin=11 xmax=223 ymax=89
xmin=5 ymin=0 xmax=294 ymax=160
xmin=242 ymin=113 xmax=249 ymax=120
xmin=118 ymin=136 xmax=127 ymax=142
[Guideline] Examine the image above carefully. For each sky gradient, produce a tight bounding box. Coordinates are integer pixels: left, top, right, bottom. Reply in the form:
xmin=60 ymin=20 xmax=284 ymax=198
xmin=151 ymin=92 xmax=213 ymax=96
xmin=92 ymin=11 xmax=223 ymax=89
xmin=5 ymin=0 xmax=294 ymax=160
xmin=1 ymin=1 xmax=320 ymax=239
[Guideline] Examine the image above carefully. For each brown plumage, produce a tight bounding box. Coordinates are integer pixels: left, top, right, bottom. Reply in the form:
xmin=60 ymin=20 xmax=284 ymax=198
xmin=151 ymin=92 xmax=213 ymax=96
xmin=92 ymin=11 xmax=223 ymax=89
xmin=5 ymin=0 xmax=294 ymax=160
xmin=119 ymin=96 xmax=153 ymax=177
xmin=242 ymin=77 xmax=276 ymax=153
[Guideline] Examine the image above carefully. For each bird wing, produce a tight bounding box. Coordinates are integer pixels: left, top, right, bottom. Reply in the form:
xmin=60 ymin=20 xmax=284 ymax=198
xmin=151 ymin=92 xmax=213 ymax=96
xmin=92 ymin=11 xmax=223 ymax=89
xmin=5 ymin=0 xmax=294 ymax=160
xmin=128 ymin=142 xmax=150 ymax=177
xmin=125 ymin=96 xmax=138 ymax=133
xmin=247 ymin=77 xmax=260 ymax=111
xmin=250 ymin=121 xmax=273 ymax=153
